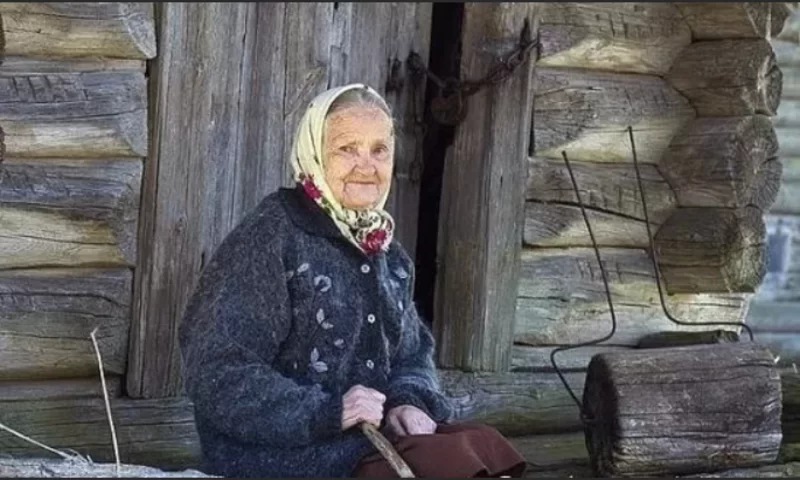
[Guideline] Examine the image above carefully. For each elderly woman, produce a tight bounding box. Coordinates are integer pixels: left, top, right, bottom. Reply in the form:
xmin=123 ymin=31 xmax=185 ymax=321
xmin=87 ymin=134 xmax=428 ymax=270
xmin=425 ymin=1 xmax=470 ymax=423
xmin=178 ymin=84 xmax=526 ymax=478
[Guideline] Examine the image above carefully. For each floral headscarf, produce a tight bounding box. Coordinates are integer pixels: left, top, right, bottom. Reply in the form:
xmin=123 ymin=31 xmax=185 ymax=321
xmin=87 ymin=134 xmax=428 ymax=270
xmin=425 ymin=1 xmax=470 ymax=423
xmin=289 ymin=84 xmax=395 ymax=255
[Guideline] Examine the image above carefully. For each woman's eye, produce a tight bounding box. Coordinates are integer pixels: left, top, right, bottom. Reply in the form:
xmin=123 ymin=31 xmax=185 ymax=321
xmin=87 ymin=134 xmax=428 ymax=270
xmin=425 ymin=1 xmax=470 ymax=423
xmin=339 ymin=145 xmax=356 ymax=154
xmin=373 ymin=145 xmax=388 ymax=156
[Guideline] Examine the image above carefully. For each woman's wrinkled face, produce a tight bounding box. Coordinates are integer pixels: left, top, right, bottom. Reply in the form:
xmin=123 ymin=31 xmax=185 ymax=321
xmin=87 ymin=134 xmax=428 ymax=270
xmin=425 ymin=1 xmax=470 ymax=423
xmin=322 ymin=105 xmax=394 ymax=210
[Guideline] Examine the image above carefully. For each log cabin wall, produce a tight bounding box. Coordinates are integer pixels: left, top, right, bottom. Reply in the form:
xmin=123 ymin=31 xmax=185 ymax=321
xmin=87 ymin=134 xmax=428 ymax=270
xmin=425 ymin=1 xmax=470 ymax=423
xmin=0 ymin=2 xmax=202 ymax=468
xmin=516 ymin=2 xmax=790 ymax=372
xmin=747 ymin=3 xmax=800 ymax=366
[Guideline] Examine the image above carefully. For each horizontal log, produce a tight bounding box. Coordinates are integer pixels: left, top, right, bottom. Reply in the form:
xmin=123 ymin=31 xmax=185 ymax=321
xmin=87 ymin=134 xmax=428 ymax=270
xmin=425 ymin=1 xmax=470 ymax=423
xmin=524 ymin=158 xmax=676 ymax=248
xmin=583 ymin=343 xmax=782 ymax=477
xmin=0 ymin=158 xmax=141 ymax=269
xmin=532 ymin=67 xmax=696 ymax=163
xmin=512 ymin=344 xmax=632 ymax=372
xmin=780 ymin=158 xmax=800 ymax=182
xmin=0 ymin=396 xmax=200 ymax=470
xmin=667 ymin=40 xmax=781 ymax=116
xmin=0 ymin=377 xmax=122 ymax=401
xmin=440 ymin=369 xmax=585 ymax=436
xmin=0 ymin=64 xmax=148 ymax=159
xmin=655 ymin=207 xmax=766 ymax=293
xmin=0 ymin=3 xmax=156 ymax=59
xmin=0 ymin=56 xmax=146 ymax=74
xmin=659 ymin=116 xmax=779 ymax=208
xmin=524 ymin=203 xmax=658 ymax=248
xmin=0 ymin=268 xmax=131 ymax=380
xmin=674 ymin=2 xmax=792 ymax=40
xmin=537 ymin=2 xmax=691 ymax=75
xmin=773 ymin=39 xmax=800 ymax=68
xmin=515 ymin=247 xmax=748 ymax=346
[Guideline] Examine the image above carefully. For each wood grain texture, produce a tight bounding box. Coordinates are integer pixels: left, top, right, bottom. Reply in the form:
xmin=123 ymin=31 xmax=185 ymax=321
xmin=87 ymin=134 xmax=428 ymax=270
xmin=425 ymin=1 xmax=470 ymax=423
xmin=524 ymin=157 xmax=676 ymax=248
xmin=583 ymin=343 xmax=782 ymax=477
xmin=515 ymin=247 xmax=748 ymax=346
xmin=532 ymin=67 xmax=695 ymax=163
xmin=0 ymin=58 xmax=148 ymax=159
xmin=0 ymin=377 xmax=122 ymax=401
xmin=667 ymin=40 xmax=782 ymax=116
xmin=512 ymin=344 xmax=632 ymax=372
xmin=0 ymin=396 xmax=200 ymax=470
xmin=659 ymin=116 xmax=779 ymax=209
xmin=537 ymin=2 xmax=691 ymax=75
xmin=783 ymin=65 xmax=800 ymax=98
xmin=130 ymin=3 xmax=434 ymax=397
xmin=674 ymin=2 xmax=791 ymax=40
xmin=0 ymin=158 xmax=141 ymax=269
xmin=775 ymin=98 xmax=800 ymax=127
xmin=434 ymin=3 xmax=537 ymax=372
xmin=0 ymin=268 xmax=131 ymax=380
xmin=439 ymin=369 xmax=585 ymax=436
xmin=655 ymin=207 xmax=766 ymax=293
xmin=0 ymin=3 xmax=156 ymax=59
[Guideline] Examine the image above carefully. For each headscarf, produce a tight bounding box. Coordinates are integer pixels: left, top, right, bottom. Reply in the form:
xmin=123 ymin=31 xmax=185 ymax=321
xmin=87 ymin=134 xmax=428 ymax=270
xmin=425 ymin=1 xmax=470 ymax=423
xmin=289 ymin=84 xmax=395 ymax=255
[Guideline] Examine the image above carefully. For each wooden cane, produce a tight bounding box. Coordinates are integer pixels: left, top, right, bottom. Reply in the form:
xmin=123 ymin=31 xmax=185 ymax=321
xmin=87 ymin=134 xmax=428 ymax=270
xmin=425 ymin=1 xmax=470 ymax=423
xmin=359 ymin=422 xmax=415 ymax=478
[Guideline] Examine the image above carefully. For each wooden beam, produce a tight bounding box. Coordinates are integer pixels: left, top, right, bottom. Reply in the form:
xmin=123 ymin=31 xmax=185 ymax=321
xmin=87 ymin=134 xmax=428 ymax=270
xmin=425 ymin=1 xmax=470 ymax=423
xmin=654 ymin=206 xmax=766 ymax=293
xmin=0 ymin=3 xmax=156 ymax=59
xmin=537 ymin=2 xmax=691 ymax=75
xmin=0 ymin=377 xmax=122 ymax=401
xmin=439 ymin=369 xmax=585 ymax=436
xmin=674 ymin=2 xmax=792 ymax=40
xmin=532 ymin=67 xmax=695 ymax=163
xmin=0 ymin=396 xmax=200 ymax=470
xmin=659 ymin=116 xmax=779 ymax=209
xmin=524 ymin=158 xmax=676 ymax=248
xmin=0 ymin=268 xmax=131 ymax=381
xmin=0 ymin=158 xmax=141 ymax=269
xmin=0 ymin=58 xmax=148 ymax=159
xmin=667 ymin=40 xmax=782 ymax=116
xmin=515 ymin=247 xmax=748 ymax=346
xmin=512 ymin=344 xmax=632 ymax=372
xmin=433 ymin=3 xmax=537 ymax=372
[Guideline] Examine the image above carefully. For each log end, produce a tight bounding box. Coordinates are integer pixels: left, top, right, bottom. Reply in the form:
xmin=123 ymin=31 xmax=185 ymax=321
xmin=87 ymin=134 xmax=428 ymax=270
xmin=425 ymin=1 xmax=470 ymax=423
xmin=655 ymin=207 xmax=766 ymax=294
xmin=122 ymin=3 xmax=157 ymax=59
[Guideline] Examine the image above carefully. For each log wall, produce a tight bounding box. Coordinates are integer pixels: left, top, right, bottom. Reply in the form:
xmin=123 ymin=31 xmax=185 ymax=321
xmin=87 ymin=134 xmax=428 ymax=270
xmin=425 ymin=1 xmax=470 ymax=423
xmin=0 ymin=3 xmax=154 ymax=400
xmin=518 ymin=2 xmax=789 ymax=371
xmin=746 ymin=3 xmax=800 ymax=369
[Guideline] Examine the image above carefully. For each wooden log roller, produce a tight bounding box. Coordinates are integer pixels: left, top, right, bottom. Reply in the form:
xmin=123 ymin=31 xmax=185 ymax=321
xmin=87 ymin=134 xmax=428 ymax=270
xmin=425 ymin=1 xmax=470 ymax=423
xmin=552 ymin=127 xmax=784 ymax=477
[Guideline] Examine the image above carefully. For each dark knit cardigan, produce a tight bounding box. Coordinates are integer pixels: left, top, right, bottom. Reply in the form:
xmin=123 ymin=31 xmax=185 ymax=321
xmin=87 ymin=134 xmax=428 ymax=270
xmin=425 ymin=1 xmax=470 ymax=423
xmin=178 ymin=186 xmax=454 ymax=478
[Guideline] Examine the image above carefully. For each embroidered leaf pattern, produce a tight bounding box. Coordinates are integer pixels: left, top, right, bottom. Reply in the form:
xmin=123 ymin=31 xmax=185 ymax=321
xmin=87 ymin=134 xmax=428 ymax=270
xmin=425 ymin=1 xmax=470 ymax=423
xmin=297 ymin=263 xmax=310 ymax=274
xmin=321 ymin=321 xmax=334 ymax=330
xmin=309 ymin=348 xmax=328 ymax=373
xmin=394 ymin=267 xmax=409 ymax=279
xmin=334 ymin=338 xmax=345 ymax=348
xmin=285 ymin=270 xmax=295 ymax=281
xmin=316 ymin=308 xmax=325 ymax=324
xmin=314 ymin=275 xmax=332 ymax=292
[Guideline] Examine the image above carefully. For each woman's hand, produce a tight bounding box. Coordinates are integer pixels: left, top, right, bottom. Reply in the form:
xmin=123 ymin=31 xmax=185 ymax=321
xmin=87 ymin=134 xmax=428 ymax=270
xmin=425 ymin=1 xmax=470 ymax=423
xmin=386 ymin=405 xmax=437 ymax=436
xmin=341 ymin=385 xmax=386 ymax=431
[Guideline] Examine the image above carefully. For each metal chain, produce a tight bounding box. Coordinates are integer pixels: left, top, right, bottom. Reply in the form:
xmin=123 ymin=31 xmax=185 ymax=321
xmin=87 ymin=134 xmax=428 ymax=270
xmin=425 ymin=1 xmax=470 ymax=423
xmin=407 ymin=18 xmax=537 ymax=126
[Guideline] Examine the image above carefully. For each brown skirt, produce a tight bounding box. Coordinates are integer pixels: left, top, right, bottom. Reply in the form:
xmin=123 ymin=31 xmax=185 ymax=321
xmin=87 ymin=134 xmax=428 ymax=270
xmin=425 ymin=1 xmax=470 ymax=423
xmin=353 ymin=423 xmax=527 ymax=478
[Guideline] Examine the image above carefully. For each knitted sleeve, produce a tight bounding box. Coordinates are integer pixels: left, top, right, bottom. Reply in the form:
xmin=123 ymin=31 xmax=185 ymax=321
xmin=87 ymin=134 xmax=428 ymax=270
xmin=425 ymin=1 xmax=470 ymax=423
xmin=383 ymin=264 xmax=455 ymax=423
xmin=178 ymin=226 xmax=343 ymax=447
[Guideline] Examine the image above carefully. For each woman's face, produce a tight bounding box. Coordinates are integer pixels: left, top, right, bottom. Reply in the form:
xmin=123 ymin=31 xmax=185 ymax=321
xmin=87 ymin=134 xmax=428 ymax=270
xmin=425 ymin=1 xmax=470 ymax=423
xmin=322 ymin=105 xmax=394 ymax=210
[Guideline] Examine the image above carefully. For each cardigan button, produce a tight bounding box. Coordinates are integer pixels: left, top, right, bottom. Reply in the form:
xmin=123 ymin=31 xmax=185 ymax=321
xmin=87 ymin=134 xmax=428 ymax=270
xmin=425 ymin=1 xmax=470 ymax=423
xmin=366 ymin=359 xmax=375 ymax=369
xmin=367 ymin=314 xmax=376 ymax=324
xmin=361 ymin=264 xmax=370 ymax=274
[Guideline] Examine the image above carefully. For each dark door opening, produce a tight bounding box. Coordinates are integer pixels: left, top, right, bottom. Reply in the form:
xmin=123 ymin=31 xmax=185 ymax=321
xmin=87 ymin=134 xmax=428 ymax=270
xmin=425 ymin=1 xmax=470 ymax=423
xmin=413 ymin=3 xmax=464 ymax=327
